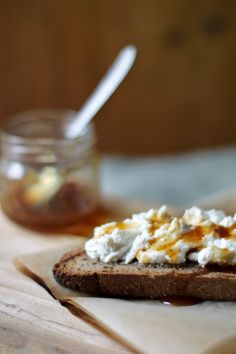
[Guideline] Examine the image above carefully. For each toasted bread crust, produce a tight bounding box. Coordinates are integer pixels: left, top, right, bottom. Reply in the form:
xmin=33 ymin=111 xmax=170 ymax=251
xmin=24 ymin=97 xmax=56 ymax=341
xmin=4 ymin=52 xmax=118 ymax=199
xmin=53 ymin=249 xmax=236 ymax=300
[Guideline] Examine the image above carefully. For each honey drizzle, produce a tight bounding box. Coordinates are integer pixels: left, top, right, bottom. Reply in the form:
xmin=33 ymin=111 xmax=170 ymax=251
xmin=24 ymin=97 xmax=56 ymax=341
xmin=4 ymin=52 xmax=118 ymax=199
xmin=99 ymin=214 xmax=236 ymax=263
xmin=159 ymin=296 xmax=201 ymax=306
xmin=141 ymin=221 xmax=236 ymax=263
xmin=148 ymin=214 xmax=172 ymax=236
xmin=99 ymin=221 xmax=139 ymax=236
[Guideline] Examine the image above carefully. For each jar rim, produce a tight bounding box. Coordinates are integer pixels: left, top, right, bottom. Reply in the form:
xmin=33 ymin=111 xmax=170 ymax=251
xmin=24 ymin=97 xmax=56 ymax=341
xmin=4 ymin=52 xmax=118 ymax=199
xmin=1 ymin=108 xmax=95 ymax=147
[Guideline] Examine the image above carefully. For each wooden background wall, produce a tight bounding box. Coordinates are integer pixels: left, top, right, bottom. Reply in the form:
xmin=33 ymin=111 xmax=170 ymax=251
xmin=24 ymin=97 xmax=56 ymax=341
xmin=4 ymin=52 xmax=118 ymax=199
xmin=0 ymin=0 xmax=236 ymax=154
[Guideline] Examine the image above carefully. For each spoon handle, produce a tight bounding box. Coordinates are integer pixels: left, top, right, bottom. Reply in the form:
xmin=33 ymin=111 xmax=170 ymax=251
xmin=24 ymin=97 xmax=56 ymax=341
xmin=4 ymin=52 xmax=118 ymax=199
xmin=65 ymin=45 xmax=137 ymax=139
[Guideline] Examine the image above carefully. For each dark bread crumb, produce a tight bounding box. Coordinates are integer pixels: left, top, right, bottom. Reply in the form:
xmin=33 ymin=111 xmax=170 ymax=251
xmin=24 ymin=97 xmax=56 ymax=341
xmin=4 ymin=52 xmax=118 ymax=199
xmin=53 ymin=249 xmax=236 ymax=300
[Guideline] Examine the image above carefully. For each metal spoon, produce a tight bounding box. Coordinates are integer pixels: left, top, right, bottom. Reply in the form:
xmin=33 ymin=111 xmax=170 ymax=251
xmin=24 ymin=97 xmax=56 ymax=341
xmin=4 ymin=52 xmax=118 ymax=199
xmin=66 ymin=45 xmax=137 ymax=138
xmin=24 ymin=45 xmax=137 ymax=206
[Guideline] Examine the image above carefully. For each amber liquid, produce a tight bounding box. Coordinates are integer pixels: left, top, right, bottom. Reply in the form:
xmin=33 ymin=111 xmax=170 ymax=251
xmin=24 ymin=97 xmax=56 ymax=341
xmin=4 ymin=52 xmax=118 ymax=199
xmin=159 ymin=296 xmax=202 ymax=306
xmin=1 ymin=180 xmax=99 ymax=234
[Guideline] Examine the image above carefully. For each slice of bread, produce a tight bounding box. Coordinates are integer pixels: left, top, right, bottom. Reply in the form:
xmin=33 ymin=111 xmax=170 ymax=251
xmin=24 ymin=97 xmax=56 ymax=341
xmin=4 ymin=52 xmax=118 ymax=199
xmin=53 ymin=248 xmax=236 ymax=300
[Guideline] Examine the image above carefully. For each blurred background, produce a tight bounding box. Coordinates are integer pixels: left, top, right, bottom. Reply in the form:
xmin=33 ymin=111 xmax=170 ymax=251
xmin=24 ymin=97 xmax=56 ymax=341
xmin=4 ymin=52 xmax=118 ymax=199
xmin=1 ymin=0 xmax=236 ymax=155
xmin=1 ymin=0 xmax=236 ymax=209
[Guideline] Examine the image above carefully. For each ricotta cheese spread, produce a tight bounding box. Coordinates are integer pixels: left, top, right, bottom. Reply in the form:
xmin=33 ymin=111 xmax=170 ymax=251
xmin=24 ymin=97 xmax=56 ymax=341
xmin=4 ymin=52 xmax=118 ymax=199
xmin=85 ymin=206 xmax=236 ymax=266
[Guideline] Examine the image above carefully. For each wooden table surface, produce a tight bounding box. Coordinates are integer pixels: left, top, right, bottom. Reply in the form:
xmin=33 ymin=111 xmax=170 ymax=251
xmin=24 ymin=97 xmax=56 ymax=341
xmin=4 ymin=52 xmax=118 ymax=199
xmin=0 ymin=207 xmax=134 ymax=354
xmin=2 ymin=187 xmax=232 ymax=354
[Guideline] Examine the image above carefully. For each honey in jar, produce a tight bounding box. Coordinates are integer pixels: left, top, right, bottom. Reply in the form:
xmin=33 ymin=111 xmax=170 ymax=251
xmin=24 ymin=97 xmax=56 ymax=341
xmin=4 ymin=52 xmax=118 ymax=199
xmin=0 ymin=109 xmax=100 ymax=231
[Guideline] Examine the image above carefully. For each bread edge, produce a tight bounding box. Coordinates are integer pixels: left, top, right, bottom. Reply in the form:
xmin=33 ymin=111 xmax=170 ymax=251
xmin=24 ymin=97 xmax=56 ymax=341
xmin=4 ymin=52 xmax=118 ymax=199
xmin=53 ymin=250 xmax=236 ymax=301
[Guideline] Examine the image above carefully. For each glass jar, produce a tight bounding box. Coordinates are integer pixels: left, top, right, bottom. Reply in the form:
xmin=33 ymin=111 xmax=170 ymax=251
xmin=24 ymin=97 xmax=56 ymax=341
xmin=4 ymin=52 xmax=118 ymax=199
xmin=0 ymin=109 xmax=100 ymax=231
